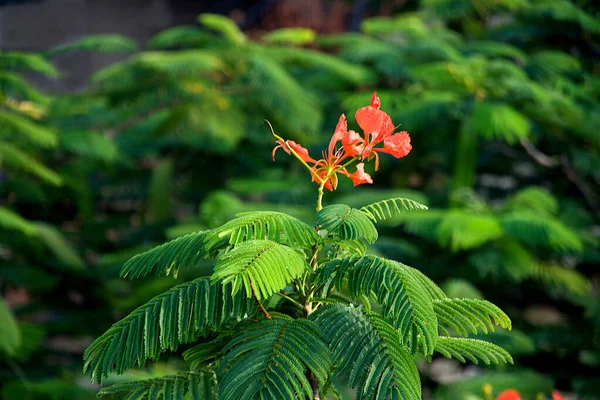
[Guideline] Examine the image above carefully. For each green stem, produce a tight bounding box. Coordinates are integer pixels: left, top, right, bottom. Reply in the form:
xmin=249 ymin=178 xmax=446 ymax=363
xmin=275 ymin=292 xmax=304 ymax=310
xmin=316 ymin=182 xmax=325 ymax=212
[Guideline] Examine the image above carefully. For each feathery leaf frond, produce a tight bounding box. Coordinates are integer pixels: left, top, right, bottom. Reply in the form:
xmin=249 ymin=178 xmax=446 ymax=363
xmin=219 ymin=317 xmax=330 ymax=399
xmin=315 ymin=204 xmax=378 ymax=244
xmin=147 ymin=25 xmax=214 ymax=49
xmin=207 ymin=211 xmax=319 ymax=250
xmin=120 ymin=231 xmax=209 ymax=279
xmin=211 ymin=240 xmax=307 ymax=300
xmin=434 ymin=299 xmax=512 ymax=336
xmin=0 ymin=52 xmax=59 ymax=77
xmin=360 ymin=197 xmax=428 ymax=223
xmin=183 ymin=335 xmax=231 ymax=370
xmin=47 ymin=34 xmax=138 ymax=55
xmin=97 ymin=371 xmax=216 ymax=400
xmin=0 ymin=206 xmax=37 ymax=236
xmin=310 ymin=304 xmax=421 ymax=400
xmin=198 ymin=13 xmax=246 ymax=44
xmin=0 ymin=299 xmax=21 ymax=356
xmin=0 ymin=109 xmax=57 ymax=148
xmin=319 ymin=255 xmax=438 ymax=355
xmin=434 ymin=337 xmax=513 ymax=365
xmin=501 ymin=211 xmax=583 ymax=252
xmin=0 ymin=142 xmax=62 ymax=186
xmin=83 ymin=278 xmax=257 ymax=383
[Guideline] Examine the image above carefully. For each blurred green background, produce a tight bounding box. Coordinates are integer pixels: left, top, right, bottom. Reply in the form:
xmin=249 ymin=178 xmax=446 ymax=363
xmin=0 ymin=0 xmax=598 ymax=399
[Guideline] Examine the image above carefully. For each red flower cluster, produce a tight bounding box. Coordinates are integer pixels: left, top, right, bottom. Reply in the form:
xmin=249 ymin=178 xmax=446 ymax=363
xmin=272 ymin=92 xmax=412 ymax=190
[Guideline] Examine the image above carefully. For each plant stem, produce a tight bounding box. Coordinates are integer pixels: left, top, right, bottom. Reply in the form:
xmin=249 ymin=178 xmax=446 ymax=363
xmin=249 ymin=277 xmax=271 ymax=319
xmin=316 ymin=182 xmax=325 ymax=212
xmin=275 ymin=291 xmax=304 ymax=310
xmin=304 ymin=242 xmax=320 ymax=398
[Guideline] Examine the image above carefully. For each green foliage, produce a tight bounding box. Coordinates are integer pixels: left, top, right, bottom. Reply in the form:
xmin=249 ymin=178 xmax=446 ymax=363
xmin=85 ymin=197 xmax=511 ymax=398
xmin=310 ymin=304 xmax=421 ymax=400
xmin=97 ymin=371 xmax=216 ymax=400
xmin=434 ymin=298 xmax=512 ymax=336
xmin=47 ymin=34 xmax=138 ymax=55
xmin=360 ymin=197 xmax=429 ymax=223
xmin=83 ymin=277 xmax=257 ymax=383
xmin=0 ymin=299 xmax=21 ymax=356
xmin=219 ymin=317 xmax=330 ymax=399
xmin=434 ymin=337 xmax=514 ymax=364
xmin=211 ymin=240 xmax=307 ymax=300
xmin=315 ymin=204 xmax=378 ymax=243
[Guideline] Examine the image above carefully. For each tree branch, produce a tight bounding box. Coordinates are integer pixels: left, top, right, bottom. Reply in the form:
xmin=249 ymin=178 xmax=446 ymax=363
xmin=520 ymin=138 xmax=559 ymax=167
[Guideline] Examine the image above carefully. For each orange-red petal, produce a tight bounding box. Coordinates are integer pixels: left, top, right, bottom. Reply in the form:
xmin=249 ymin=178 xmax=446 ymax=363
xmin=329 ymin=114 xmax=347 ymax=157
xmin=347 ymin=163 xmax=373 ymax=186
xmin=552 ymin=391 xmax=566 ymax=400
xmin=342 ymin=130 xmax=364 ymax=157
xmin=496 ymin=389 xmax=522 ymax=400
xmin=375 ymin=131 xmax=412 ymax=158
xmin=287 ymin=140 xmax=317 ymax=163
xmin=355 ymin=105 xmax=386 ymax=139
xmin=370 ymin=91 xmax=380 ymax=109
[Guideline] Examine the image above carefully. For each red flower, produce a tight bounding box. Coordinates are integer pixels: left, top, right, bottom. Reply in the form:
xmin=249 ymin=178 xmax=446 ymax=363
xmin=349 ymin=91 xmax=412 ymax=170
xmin=272 ymin=118 xmax=371 ymax=191
xmin=346 ymin=163 xmax=373 ymax=186
xmin=271 ymin=91 xmax=410 ymax=190
xmin=496 ymin=389 xmax=521 ymax=400
xmin=552 ymin=391 xmax=566 ymax=400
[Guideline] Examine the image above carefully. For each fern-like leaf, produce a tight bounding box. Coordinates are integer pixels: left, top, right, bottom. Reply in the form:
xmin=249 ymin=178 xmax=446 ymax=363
xmin=0 ymin=109 xmax=57 ymax=148
xmin=310 ymin=304 xmax=421 ymax=400
xmin=198 ymin=14 xmax=246 ymax=44
xmin=501 ymin=211 xmax=583 ymax=252
xmin=83 ymin=278 xmax=256 ymax=383
xmin=120 ymin=231 xmax=209 ymax=279
xmin=47 ymin=34 xmax=138 ymax=55
xmin=0 ymin=52 xmax=59 ymax=77
xmin=434 ymin=337 xmax=513 ymax=365
xmin=360 ymin=197 xmax=428 ymax=223
xmin=0 ymin=298 xmax=21 ymax=356
xmin=433 ymin=299 xmax=512 ymax=336
xmin=219 ymin=317 xmax=330 ymax=399
xmin=315 ymin=204 xmax=378 ymax=244
xmin=0 ymin=206 xmax=37 ymax=236
xmin=319 ymin=255 xmax=438 ymax=355
xmin=211 ymin=240 xmax=307 ymax=300
xmin=183 ymin=335 xmax=231 ymax=370
xmin=0 ymin=142 xmax=62 ymax=186
xmin=207 ymin=211 xmax=319 ymax=250
xmin=97 ymin=371 xmax=216 ymax=400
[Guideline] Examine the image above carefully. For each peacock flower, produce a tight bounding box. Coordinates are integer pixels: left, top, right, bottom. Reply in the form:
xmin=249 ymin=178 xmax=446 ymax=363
xmin=345 ymin=91 xmax=412 ymax=170
xmin=552 ymin=391 xmax=566 ymax=400
xmin=496 ymin=389 xmax=522 ymax=400
xmin=272 ymin=91 xmax=413 ymax=191
xmin=272 ymin=119 xmax=372 ymax=191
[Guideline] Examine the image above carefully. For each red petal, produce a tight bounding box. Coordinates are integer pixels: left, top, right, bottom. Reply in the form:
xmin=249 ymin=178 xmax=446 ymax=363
xmin=355 ymin=106 xmax=385 ymax=138
xmin=552 ymin=391 xmax=566 ymax=400
xmin=287 ymin=140 xmax=316 ymax=163
xmin=496 ymin=389 xmax=522 ymax=400
xmin=376 ymin=131 xmax=412 ymax=158
xmin=347 ymin=163 xmax=373 ymax=186
xmin=329 ymin=114 xmax=347 ymax=157
xmin=370 ymin=91 xmax=380 ymax=109
xmin=342 ymin=130 xmax=364 ymax=157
